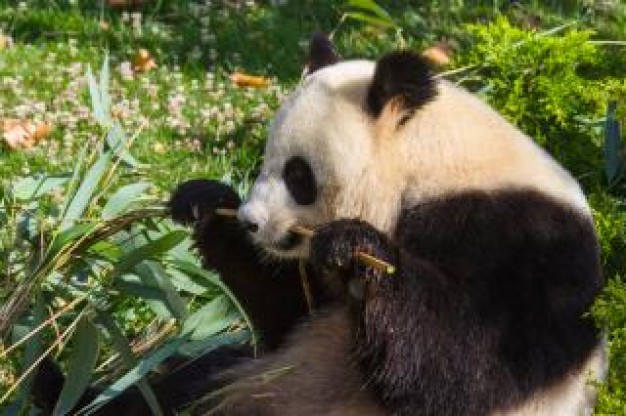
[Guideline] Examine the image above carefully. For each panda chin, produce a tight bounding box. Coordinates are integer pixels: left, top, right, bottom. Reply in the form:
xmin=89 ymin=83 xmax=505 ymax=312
xmin=262 ymin=232 xmax=309 ymax=260
xmin=275 ymin=232 xmax=303 ymax=251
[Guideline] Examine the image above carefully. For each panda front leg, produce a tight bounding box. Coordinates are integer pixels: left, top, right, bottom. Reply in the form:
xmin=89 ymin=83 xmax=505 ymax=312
xmin=169 ymin=179 xmax=313 ymax=350
xmin=310 ymin=219 xmax=485 ymax=416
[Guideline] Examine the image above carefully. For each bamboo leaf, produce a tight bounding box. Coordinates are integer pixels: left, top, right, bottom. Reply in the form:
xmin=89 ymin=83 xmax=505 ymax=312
xmin=12 ymin=175 xmax=69 ymax=201
xmin=135 ymin=262 xmax=188 ymax=321
xmin=58 ymin=143 xmax=90 ymax=222
xmin=47 ymin=223 xmax=95 ymax=260
xmin=104 ymin=123 xmax=141 ymax=168
xmin=79 ymin=337 xmax=186 ymax=415
xmin=61 ymin=150 xmax=112 ymax=231
xmin=3 ymin=295 xmax=46 ymax=416
xmin=102 ymin=182 xmax=151 ymax=220
xmin=114 ymin=273 xmax=167 ymax=300
xmin=99 ymin=55 xmax=111 ymax=122
xmin=114 ymin=230 xmax=188 ymax=277
xmin=167 ymin=267 xmax=208 ymax=295
xmin=91 ymin=311 xmax=165 ymax=416
xmin=168 ymin=259 xmax=222 ymax=288
xmin=168 ymin=259 xmax=254 ymax=345
xmin=181 ymin=295 xmax=235 ymax=341
xmin=177 ymin=330 xmax=251 ymax=357
xmin=86 ymin=65 xmax=107 ymax=127
xmin=86 ymin=63 xmax=111 ymax=127
xmin=53 ymin=315 xmax=99 ymax=416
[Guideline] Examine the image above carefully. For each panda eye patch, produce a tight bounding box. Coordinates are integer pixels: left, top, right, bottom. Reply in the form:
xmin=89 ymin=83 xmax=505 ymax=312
xmin=283 ymin=156 xmax=317 ymax=205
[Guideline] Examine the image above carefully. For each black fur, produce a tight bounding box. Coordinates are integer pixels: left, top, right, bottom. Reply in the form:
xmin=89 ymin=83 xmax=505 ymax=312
xmin=367 ymin=51 xmax=437 ymax=119
xmin=310 ymin=189 xmax=602 ymax=416
xmin=283 ymin=156 xmax=318 ymax=205
xmin=311 ymin=219 xmax=397 ymax=299
xmin=169 ymin=180 xmax=329 ymax=349
xmin=168 ymin=179 xmax=241 ymax=225
xmin=306 ymin=32 xmax=339 ymax=74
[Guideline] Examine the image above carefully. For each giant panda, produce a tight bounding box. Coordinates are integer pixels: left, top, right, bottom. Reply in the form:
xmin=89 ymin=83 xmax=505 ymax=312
xmin=167 ymin=34 xmax=607 ymax=416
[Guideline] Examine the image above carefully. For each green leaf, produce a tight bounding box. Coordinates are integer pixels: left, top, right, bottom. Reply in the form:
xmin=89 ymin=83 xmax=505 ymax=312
xmin=167 ymin=267 xmax=208 ymax=295
xmin=181 ymin=295 xmax=236 ymax=341
xmin=87 ymin=66 xmax=103 ymax=126
xmin=347 ymin=0 xmax=393 ymax=20
xmin=47 ymin=223 xmax=95 ymax=261
xmin=345 ymin=0 xmax=395 ymax=27
xmin=12 ymin=175 xmax=69 ymax=201
xmin=168 ymin=259 xmax=255 ymax=345
xmin=604 ymin=101 xmax=623 ymax=185
xmin=178 ymin=329 xmax=251 ymax=357
xmin=135 ymin=262 xmax=188 ymax=320
xmin=168 ymin=259 xmax=222 ymax=288
xmin=114 ymin=230 xmax=188 ymax=277
xmin=99 ymin=54 xmax=111 ymax=121
xmin=58 ymin=143 xmax=90 ymax=219
xmin=87 ymin=64 xmax=109 ymax=127
xmin=104 ymin=123 xmax=141 ymax=168
xmin=101 ymin=182 xmax=151 ymax=220
xmin=344 ymin=11 xmax=396 ymax=28
xmin=114 ymin=273 xmax=167 ymax=300
xmin=61 ymin=150 xmax=112 ymax=231
xmin=91 ymin=311 xmax=164 ymax=416
xmin=53 ymin=315 xmax=99 ymax=416
xmin=79 ymin=337 xmax=186 ymax=415
xmin=3 ymin=295 xmax=46 ymax=416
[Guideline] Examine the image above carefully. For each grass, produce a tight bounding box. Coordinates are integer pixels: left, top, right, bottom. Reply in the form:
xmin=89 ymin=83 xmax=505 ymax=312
xmin=1 ymin=0 xmax=626 ymax=413
xmin=1 ymin=1 xmax=624 ymax=191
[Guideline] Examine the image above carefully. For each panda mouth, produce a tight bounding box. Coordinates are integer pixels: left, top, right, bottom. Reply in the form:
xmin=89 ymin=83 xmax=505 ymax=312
xmin=273 ymin=232 xmax=303 ymax=251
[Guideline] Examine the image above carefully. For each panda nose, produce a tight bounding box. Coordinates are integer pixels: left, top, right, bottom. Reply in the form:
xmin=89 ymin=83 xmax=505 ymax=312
xmin=237 ymin=203 xmax=267 ymax=234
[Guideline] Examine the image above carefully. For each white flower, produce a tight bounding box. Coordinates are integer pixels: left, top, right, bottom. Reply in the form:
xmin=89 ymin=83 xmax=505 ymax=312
xmin=119 ymin=61 xmax=134 ymax=81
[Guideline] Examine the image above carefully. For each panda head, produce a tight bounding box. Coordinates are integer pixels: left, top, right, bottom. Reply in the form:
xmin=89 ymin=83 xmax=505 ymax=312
xmin=238 ymin=34 xmax=437 ymax=259
xmin=238 ymin=35 xmax=587 ymax=260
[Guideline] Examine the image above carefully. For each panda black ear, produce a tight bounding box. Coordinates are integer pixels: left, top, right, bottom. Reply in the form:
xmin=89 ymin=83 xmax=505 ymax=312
xmin=367 ymin=51 xmax=437 ymax=119
xmin=306 ymin=32 xmax=339 ymax=75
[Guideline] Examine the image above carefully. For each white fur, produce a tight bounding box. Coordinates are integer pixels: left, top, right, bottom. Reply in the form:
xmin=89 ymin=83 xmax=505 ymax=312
xmin=494 ymin=342 xmax=607 ymax=416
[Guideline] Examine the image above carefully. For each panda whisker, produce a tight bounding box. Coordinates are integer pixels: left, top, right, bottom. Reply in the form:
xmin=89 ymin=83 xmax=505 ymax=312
xmin=214 ymin=208 xmax=395 ymax=275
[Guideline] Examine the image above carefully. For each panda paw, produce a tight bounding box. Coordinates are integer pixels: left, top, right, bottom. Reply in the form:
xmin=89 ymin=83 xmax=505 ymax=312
xmin=310 ymin=219 xmax=396 ymax=286
xmin=168 ymin=179 xmax=241 ymax=226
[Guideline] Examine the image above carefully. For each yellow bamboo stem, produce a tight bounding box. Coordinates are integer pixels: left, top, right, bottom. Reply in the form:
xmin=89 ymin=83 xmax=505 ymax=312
xmin=214 ymin=208 xmax=395 ymax=275
xmin=0 ymin=295 xmax=86 ymax=360
xmin=354 ymin=251 xmax=395 ymax=275
xmin=0 ymin=310 xmax=85 ymax=405
xmin=298 ymin=260 xmax=314 ymax=314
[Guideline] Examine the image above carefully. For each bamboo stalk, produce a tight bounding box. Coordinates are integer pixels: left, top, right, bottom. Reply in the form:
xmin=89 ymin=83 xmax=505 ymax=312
xmin=214 ymin=208 xmax=395 ymax=275
xmin=0 ymin=295 xmax=87 ymax=359
xmin=297 ymin=260 xmax=314 ymax=314
xmin=0 ymin=310 xmax=85 ymax=405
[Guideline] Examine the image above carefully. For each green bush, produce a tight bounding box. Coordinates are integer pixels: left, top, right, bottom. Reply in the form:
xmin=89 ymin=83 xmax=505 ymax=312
xmin=459 ymin=17 xmax=626 ymax=182
xmin=454 ymin=17 xmax=626 ymax=412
